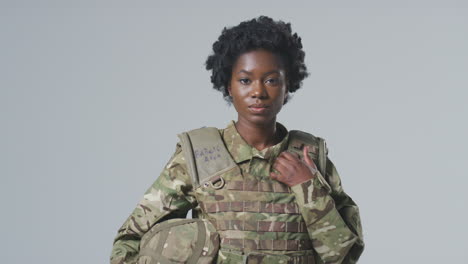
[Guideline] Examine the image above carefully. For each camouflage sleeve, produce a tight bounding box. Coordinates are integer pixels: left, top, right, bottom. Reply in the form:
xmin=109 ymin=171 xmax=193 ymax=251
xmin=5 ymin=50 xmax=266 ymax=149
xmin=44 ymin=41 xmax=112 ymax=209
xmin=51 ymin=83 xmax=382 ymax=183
xmin=109 ymin=142 xmax=196 ymax=264
xmin=291 ymin=157 xmax=364 ymax=264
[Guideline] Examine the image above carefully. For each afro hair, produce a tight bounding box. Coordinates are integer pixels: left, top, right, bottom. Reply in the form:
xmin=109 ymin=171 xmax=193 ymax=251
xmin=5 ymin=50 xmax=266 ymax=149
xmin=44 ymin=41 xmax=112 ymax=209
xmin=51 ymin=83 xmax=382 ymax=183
xmin=205 ymin=16 xmax=309 ymax=105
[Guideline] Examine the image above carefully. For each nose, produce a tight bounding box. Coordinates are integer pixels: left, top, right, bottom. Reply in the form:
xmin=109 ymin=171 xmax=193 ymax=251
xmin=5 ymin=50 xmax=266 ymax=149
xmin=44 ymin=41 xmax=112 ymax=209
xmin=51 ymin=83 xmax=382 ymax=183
xmin=250 ymin=81 xmax=268 ymax=98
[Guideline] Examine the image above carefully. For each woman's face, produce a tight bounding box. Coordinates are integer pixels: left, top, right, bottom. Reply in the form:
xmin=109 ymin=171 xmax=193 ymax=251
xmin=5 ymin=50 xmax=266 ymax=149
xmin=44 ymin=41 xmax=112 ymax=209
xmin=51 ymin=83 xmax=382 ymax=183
xmin=228 ymin=49 xmax=288 ymax=126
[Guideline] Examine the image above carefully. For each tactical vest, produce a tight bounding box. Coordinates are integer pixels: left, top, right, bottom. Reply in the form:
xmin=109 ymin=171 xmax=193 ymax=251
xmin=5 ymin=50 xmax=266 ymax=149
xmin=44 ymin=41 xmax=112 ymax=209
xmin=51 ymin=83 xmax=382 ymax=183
xmin=177 ymin=126 xmax=330 ymax=264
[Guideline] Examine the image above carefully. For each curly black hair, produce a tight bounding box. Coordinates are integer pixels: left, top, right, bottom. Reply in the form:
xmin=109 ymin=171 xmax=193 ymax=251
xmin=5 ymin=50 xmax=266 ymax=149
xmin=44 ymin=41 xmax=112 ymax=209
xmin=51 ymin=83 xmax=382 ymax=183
xmin=205 ymin=16 xmax=309 ymax=105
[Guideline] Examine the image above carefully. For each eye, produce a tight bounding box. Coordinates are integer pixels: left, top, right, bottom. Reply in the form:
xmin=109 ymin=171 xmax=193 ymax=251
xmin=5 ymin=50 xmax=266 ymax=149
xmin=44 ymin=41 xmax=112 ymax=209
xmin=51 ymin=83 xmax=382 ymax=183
xmin=239 ymin=78 xmax=251 ymax=85
xmin=266 ymin=78 xmax=279 ymax=85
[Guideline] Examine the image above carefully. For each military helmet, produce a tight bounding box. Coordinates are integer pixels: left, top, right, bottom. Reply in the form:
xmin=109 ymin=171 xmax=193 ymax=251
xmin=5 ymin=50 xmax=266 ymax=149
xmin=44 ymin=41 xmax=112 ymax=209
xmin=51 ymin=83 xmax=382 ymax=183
xmin=137 ymin=218 xmax=220 ymax=264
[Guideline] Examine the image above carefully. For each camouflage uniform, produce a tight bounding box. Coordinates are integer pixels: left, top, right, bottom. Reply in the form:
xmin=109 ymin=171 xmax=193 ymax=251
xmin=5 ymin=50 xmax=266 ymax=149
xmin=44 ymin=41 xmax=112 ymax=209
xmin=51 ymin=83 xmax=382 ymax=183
xmin=110 ymin=120 xmax=364 ymax=264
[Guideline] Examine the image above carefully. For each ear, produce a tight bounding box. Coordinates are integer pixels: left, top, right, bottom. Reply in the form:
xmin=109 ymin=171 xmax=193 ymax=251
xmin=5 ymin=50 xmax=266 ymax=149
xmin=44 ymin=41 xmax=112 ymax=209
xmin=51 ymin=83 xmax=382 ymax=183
xmin=227 ymin=84 xmax=232 ymax=96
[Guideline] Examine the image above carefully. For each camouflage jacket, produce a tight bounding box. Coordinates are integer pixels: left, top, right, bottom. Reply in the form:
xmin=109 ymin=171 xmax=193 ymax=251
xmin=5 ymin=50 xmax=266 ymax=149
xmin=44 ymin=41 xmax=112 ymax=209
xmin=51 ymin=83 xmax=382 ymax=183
xmin=110 ymin=120 xmax=364 ymax=264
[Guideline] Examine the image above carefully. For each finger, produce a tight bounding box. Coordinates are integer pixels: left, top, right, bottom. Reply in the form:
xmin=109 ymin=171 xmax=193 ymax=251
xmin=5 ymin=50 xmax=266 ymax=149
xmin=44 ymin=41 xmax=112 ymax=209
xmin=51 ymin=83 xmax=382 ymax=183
xmin=275 ymin=155 xmax=290 ymax=165
xmin=303 ymin=146 xmax=313 ymax=167
xmin=273 ymin=161 xmax=290 ymax=176
xmin=276 ymin=154 xmax=298 ymax=168
xmin=275 ymin=157 xmax=294 ymax=172
xmin=303 ymin=146 xmax=317 ymax=169
xmin=270 ymin=171 xmax=280 ymax=180
xmin=281 ymin=151 xmax=300 ymax=162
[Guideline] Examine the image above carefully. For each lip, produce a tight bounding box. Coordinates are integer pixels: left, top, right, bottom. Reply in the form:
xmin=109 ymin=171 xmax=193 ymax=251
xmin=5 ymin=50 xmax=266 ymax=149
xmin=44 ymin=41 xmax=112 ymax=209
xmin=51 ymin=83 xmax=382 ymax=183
xmin=249 ymin=103 xmax=269 ymax=108
xmin=249 ymin=104 xmax=269 ymax=114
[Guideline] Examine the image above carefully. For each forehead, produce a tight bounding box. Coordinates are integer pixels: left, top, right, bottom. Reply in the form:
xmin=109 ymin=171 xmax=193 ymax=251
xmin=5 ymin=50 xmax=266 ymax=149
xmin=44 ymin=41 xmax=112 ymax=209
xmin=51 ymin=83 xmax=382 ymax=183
xmin=232 ymin=49 xmax=285 ymax=73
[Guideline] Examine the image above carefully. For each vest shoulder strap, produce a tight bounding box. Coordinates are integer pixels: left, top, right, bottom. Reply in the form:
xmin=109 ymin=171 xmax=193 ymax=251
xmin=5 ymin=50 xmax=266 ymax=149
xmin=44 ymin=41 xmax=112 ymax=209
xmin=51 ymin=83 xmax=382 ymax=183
xmin=288 ymin=130 xmax=331 ymax=192
xmin=177 ymin=127 xmax=237 ymax=189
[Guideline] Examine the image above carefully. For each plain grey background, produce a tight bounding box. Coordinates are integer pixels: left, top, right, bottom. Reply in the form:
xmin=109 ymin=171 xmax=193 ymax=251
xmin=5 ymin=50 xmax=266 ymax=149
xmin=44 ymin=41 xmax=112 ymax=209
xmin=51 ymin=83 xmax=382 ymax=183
xmin=2 ymin=1 xmax=467 ymax=263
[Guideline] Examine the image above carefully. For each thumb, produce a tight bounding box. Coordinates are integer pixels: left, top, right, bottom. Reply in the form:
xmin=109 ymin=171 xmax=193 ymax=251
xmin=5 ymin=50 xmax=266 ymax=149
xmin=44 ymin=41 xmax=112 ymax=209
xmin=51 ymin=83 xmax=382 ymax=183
xmin=303 ymin=146 xmax=313 ymax=167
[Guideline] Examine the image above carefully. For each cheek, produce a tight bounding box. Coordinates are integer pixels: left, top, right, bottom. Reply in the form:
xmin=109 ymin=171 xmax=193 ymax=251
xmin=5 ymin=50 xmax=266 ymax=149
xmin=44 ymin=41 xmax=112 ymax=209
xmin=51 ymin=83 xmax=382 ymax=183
xmin=273 ymin=87 xmax=287 ymax=101
xmin=231 ymin=86 xmax=249 ymax=99
xmin=229 ymin=88 xmax=243 ymax=106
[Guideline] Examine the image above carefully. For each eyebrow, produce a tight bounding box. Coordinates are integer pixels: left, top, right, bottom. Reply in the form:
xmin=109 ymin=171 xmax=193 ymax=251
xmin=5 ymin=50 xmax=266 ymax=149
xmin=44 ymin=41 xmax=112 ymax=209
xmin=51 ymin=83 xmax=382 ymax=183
xmin=237 ymin=69 xmax=281 ymax=76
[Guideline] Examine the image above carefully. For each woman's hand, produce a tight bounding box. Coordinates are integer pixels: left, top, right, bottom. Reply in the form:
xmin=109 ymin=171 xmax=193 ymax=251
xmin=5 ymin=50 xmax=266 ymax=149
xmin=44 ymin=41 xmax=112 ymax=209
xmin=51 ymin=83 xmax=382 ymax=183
xmin=270 ymin=146 xmax=319 ymax=187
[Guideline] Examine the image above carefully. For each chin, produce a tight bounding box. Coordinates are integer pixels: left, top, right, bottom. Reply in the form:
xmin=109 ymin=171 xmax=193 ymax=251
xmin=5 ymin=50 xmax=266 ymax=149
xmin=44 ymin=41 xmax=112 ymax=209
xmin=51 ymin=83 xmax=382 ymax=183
xmin=245 ymin=115 xmax=276 ymax=125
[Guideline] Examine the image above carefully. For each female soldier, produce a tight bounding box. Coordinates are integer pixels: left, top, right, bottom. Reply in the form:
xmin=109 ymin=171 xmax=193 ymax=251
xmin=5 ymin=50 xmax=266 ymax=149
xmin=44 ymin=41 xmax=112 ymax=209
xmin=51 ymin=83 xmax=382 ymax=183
xmin=110 ymin=16 xmax=364 ymax=264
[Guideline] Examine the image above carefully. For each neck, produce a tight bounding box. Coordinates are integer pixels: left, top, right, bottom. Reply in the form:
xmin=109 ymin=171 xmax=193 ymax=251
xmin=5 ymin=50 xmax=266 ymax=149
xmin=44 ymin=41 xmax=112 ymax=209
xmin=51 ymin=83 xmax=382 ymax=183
xmin=234 ymin=117 xmax=282 ymax=151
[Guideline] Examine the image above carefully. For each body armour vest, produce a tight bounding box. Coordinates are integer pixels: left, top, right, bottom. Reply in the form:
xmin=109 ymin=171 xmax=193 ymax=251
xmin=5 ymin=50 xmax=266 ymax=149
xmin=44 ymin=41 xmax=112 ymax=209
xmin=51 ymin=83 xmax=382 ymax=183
xmin=177 ymin=126 xmax=330 ymax=264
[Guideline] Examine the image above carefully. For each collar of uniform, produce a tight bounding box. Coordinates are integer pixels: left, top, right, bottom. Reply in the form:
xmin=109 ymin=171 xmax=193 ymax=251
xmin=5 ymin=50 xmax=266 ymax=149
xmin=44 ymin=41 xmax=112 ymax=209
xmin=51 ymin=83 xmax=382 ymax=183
xmin=222 ymin=120 xmax=289 ymax=163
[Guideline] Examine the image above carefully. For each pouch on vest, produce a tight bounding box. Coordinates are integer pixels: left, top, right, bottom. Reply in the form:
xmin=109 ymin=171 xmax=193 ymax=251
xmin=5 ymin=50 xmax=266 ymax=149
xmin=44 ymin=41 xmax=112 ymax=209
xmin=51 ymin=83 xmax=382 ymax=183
xmin=137 ymin=218 xmax=220 ymax=264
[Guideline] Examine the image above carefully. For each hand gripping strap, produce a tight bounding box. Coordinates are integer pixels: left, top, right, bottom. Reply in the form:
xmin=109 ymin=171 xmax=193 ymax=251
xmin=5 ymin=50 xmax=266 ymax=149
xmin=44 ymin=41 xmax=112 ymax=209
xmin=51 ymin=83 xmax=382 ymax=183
xmin=177 ymin=127 xmax=237 ymax=188
xmin=288 ymin=130 xmax=326 ymax=175
xmin=288 ymin=130 xmax=331 ymax=192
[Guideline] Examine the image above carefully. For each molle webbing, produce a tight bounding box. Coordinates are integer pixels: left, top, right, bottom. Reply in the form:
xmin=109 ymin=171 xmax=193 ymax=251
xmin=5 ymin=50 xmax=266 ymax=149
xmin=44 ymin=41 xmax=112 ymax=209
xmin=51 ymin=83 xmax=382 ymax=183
xmin=201 ymin=201 xmax=300 ymax=214
xmin=226 ymin=180 xmax=291 ymax=193
xmin=177 ymin=127 xmax=237 ymax=188
xmin=220 ymin=251 xmax=316 ymax=264
xmin=210 ymin=219 xmax=308 ymax=233
xmin=221 ymin=238 xmax=313 ymax=251
xmin=245 ymin=254 xmax=315 ymax=264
